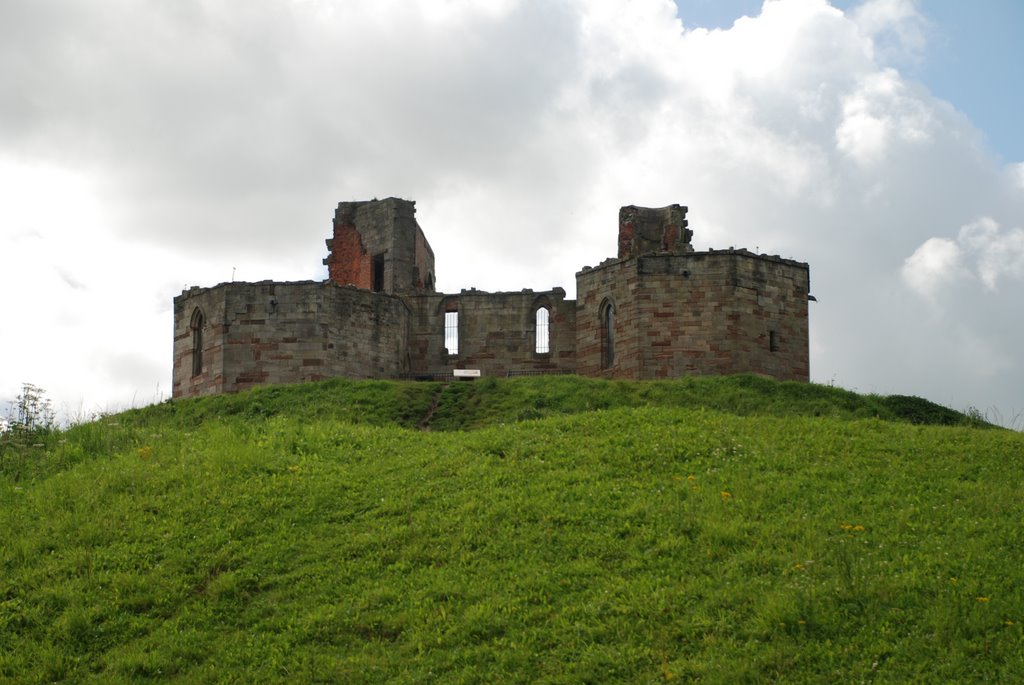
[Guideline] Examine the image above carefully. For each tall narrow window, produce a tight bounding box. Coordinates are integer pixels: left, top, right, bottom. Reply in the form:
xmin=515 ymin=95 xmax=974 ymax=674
xmin=535 ymin=307 xmax=550 ymax=354
xmin=601 ymin=301 xmax=615 ymax=369
xmin=769 ymin=330 xmax=779 ymax=352
xmin=371 ymin=253 xmax=385 ymax=292
xmin=444 ymin=310 xmax=459 ymax=356
xmin=190 ymin=308 xmax=205 ymax=377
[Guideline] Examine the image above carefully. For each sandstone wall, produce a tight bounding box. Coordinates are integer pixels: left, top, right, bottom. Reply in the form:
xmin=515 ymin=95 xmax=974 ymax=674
xmin=173 ymin=281 xmax=409 ymax=398
xmin=575 ymin=259 xmax=644 ymax=379
xmin=576 ymin=251 xmax=809 ymax=381
xmin=406 ymin=289 xmax=576 ymax=377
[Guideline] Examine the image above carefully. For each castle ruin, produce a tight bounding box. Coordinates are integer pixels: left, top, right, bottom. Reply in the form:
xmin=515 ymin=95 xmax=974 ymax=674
xmin=172 ymin=198 xmax=810 ymax=398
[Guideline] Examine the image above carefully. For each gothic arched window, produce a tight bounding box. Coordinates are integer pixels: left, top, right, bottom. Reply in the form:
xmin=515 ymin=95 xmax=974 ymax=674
xmin=601 ymin=299 xmax=615 ymax=369
xmin=535 ymin=306 xmax=550 ymax=354
xmin=190 ymin=308 xmax=205 ymax=377
xmin=443 ymin=299 xmax=459 ymax=356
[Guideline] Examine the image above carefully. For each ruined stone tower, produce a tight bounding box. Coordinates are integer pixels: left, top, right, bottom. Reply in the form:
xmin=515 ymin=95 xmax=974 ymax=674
xmin=617 ymin=204 xmax=693 ymax=258
xmin=324 ymin=198 xmax=436 ymax=294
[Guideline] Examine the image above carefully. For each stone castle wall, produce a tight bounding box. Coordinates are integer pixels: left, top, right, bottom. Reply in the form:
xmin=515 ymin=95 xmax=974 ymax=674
xmin=173 ymin=281 xmax=409 ymax=397
xmin=575 ymin=258 xmax=643 ymax=379
xmin=173 ymin=198 xmax=811 ymax=398
xmin=405 ymin=289 xmax=577 ymax=377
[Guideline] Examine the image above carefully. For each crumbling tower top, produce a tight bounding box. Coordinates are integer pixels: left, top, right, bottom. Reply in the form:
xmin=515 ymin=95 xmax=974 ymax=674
xmin=323 ymin=197 xmax=436 ymax=294
xmin=617 ymin=204 xmax=693 ymax=259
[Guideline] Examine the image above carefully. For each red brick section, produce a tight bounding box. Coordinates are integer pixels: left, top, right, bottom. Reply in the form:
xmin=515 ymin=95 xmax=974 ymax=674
xmin=325 ymin=219 xmax=372 ymax=289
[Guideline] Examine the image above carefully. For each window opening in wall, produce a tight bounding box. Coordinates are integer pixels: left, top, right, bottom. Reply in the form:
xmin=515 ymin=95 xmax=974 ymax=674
xmin=190 ymin=308 xmax=205 ymax=377
xmin=445 ymin=311 xmax=459 ymax=356
xmin=602 ymin=301 xmax=615 ymax=369
xmin=769 ymin=330 xmax=779 ymax=352
xmin=371 ymin=253 xmax=385 ymax=292
xmin=535 ymin=307 xmax=550 ymax=354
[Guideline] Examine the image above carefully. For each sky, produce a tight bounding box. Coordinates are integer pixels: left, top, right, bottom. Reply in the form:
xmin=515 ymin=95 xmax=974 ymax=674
xmin=1 ymin=0 xmax=1022 ymax=425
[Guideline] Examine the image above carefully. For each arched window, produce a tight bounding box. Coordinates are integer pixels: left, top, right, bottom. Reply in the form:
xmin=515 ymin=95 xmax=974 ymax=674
xmin=601 ymin=300 xmax=615 ymax=369
xmin=190 ymin=308 xmax=205 ymax=377
xmin=535 ymin=306 xmax=550 ymax=354
xmin=443 ymin=299 xmax=459 ymax=356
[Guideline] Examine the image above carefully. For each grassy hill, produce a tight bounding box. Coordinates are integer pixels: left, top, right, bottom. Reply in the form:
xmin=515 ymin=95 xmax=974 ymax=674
xmin=1 ymin=376 xmax=1022 ymax=683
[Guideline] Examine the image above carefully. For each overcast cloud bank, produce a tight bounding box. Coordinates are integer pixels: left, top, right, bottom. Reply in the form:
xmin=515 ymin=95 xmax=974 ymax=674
xmin=1 ymin=0 xmax=1021 ymax=423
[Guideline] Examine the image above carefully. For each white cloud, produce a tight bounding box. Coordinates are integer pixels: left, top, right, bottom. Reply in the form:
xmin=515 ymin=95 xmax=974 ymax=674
xmin=849 ymin=0 xmax=928 ymax=66
xmin=958 ymin=217 xmax=1024 ymax=290
xmin=0 ymin=157 xmax=262 ymax=417
xmin=835 ymin=68 xmax=937 ymax=165
xmin=901 ymin=236 xmax=963 ymax=300
xmin=904 ymin=217 xmax=1024 ymax=297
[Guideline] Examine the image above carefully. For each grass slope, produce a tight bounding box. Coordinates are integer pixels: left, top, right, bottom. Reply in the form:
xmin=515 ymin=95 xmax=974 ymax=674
xmin=64 ymin=373 xmax=992 ymax=432
xmin=1 ymin=377 xmax=1021 ymax=683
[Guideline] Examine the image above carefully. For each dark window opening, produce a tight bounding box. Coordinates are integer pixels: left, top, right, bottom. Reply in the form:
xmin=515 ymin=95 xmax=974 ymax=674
xmin=445 ymin=310 xmax=459 ymax=356
xmin=535 ymin=307 xmax=550 ymax=354
xmin=371 ymin=253 xmax=385 ymax=292
xmin=602 ymin=302 xmax=615 ymax=369
xmin=769 ymin=330 xmax=779 ymax=352
xmin=190 ymin=308 xmax=205 ymax=377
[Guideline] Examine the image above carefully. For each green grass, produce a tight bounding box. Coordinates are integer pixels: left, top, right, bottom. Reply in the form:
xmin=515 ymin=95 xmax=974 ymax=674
xmin=1 ymin=376 xmax=1021 ymax=683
